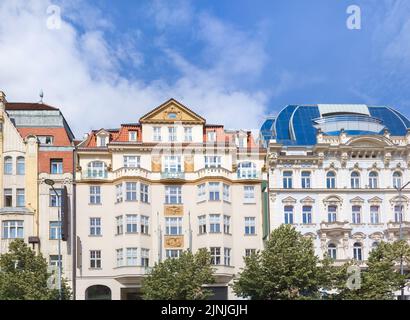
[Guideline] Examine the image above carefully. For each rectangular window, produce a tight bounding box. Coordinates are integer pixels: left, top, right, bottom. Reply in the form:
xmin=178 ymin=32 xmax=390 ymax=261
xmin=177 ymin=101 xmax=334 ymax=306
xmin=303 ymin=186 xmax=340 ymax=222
xmin=204 ymin=156 xmax=221 ymax=168
xmin=50 ymin=159 xmax=63 ymax=174
xmin=38 ymin=136 xmax=54 ymax=145
xmin=126 ymin=247 xmax=138 ymax=266
xmin=164 ymin=156 xmax=182 ymax=173
xmin=141 ymin=248 xmax=149 ymax=267
xmin=207 ymin=131 xmax=216 ymax=142
xmin=140 ymin=183 xmax=149 ymax=203
xmin=284 ymin=206 xmax=294 ymax=224
xmin=395 ymin=205 xmax=403 ymax=223
xmin=301 ymin=171 xmax=311 ymax=189
xmin=370 ymin=205 xmax=380 ymax=224
xmin=153 ymin=126 xmax=162 ymax=141
xmin=89 ymin=186 xmax=101 ymax=204
xmin=49 ymin=188 xmax=62 ymax=207
xmin=209 ymin=182 xmax=220 ymax=201
xmin=4 ymin=158 xmax=12 ymax=175
xmin=328 ymin=206 xmax=337 ymax=223
xmin=116 ymin=216 xmax=123 ymax=235
xmin=90 ymin=217 xmax=101 ymax=236
xmin=223 ymin=215 xmax=231 ymax=234
xmin=184 ymin=127 xmax=192 ymax=142
xmin=166 ymin=249 xmax=182 ymax=259
xmin=209 ymin=214 xmax=221 ymax=233
xmin=128 ymin=131 xmax=137 ymax=141
xmin=302 ymin=206 xmax=312 ymax=224
xmin=116 ymin=249 xmax=124 ymax=267
xmin=126 ymin=214 xmax=138 ymax=233
xmin=224 ymin=248 xmax=231 ymax=266
xmin=90 ymin=250 xmax=101 ymax=269
xmin=210 ymin=247 xmax=221 ymax=265
xmin=123 ymin=155 xmax=140 ymax=168
xmin=16 ymin=157 xmax=25 ymax=175
xmin=49 ymin=221 xmax=61 ymax=240
xmin=140 ymin=215 xmax=149 ymax=234
xmin=4 ymin=188 xmax=12 ymax=207
xmin=16 ymin=189 xmax=25 ymax=207
xmin=223 ymin=184 xmax=230 ymax=202
xmin=283 ymin=171 xmax=293 ymax=189
xmin=168 ymin=127 xmax=177 ymax=142
xmin=2 ymin=220 xmax=24 ymax=239
xmin=165 ymin=217 xmax=183 ymax=235
xmin=245 ymin=217 xmax=256 ymax=235
xmin=243 ymin=186 xmax=255 ymax=203
xmin=245 ymin=249 xmax=256 ymax=257
xmin=165 ymin=186 xmax=182 ymax=204
xmin=115 ymin=184 xmax=123 ymax=203
xmin=352 ymin=206 xmax=361 ymax=224
xmin=197 ymin=184 xmax=206 ymax=202
xmin=125 ymin=182 xmax=137 ymax=201
xmin=198 ymin=215 xmax=207 ymax=234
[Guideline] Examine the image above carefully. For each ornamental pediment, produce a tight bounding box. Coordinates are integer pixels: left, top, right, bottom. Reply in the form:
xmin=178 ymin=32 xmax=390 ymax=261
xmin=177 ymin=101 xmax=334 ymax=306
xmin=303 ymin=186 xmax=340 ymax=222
xmin=350 ymin=196 xmax=364 ymax=204
xmin=300 ymin=196 xmax=315 ymax=204
xmin=368 ymin=196 xmax=383 ymax=204
xmin=282 ymin=196 xmax=297 ymax=204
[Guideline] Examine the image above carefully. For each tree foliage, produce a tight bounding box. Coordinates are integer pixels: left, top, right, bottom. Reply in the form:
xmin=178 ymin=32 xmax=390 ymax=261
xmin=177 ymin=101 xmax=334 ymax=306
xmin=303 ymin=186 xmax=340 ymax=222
xmin=142 ymin=249 xmax=215 ymax=300
xmin=0 ymin=239 xmax=72 ymax=300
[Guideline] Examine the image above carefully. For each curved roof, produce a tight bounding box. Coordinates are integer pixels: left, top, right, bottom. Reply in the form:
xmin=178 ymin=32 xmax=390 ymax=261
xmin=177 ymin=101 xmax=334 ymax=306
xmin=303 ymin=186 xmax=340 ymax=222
xmin=260 ymin=105 xmax=410 ymax=146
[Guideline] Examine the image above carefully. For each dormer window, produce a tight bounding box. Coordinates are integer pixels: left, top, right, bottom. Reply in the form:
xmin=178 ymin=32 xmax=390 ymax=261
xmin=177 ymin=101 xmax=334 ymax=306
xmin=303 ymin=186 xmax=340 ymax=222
xmin=97 ymin=134 xmax=108 ymax=147
xmin=128 ymin=131 xmax=137 ymax=142
xmin=38 ymin=136 xmax=54 ymax=145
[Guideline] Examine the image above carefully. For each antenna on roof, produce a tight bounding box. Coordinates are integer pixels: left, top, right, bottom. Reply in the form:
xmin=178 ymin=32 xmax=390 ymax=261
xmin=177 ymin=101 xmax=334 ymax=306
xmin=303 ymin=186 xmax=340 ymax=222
xmin=39 ymin=89 xmax=44 ymax=103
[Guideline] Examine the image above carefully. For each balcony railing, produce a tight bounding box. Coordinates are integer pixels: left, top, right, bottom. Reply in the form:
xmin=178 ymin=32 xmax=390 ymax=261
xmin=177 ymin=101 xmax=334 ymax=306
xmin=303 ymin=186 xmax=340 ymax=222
xmin=82 ymin=170 xmax=108 ymax=179
xmin=161 ymin=171 xmax=185 ymax=180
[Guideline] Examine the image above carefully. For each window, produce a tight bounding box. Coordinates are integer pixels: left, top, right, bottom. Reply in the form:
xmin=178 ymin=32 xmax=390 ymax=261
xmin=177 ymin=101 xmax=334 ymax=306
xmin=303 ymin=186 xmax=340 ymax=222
xmin=49 ymin=188 xmax=62 ymax=207
xmin=140 ymin=215 xmax=149 ymax=234
xmin=301 ymin=171 xmax=311 ymax=189
xmin=208 ymin=182 xmax=220 ymax=201
xmin=205 ymin=156 xmax=221 ymax=168
xmin=116 ymin=249 xmax=124 ymax=267
xmin=49 ymin=221 xmax=61 ymax=239
xmin=164 ymin=156 xmax=182 ymax=173
xmin=326 ymin=171 xmax=336 ymax=189
xmin=141 ymin=248 xmax=149 ymax=267
xmin=115 ymin=184 xmax=123 ymax=203
xmin=90 ymin=218 xmax=101 ymax=236
xmin=16 ymin=157 xmax=25 ymax=175
xmin=184 ymin=127 xmax=192 ymax=142
xmin=16 ymin=189 xmax=25 ymax=207
xmin=369 ymin=171 xmax=378 ymax=189
xmin=153 ymin=127 xmax=161 ymax=141
xmin=4 ymin=156 xmax=12 ymax=174
xmin=327 ymin=243 xmax=337 ymax=260
xmin=224 ymin=248 xmax=231 ymax=266
xmin=4 ymin=189 xmax=12 ymax=207
xmin=168 ymin=127 xmax=177 ymax=142
xmin=49 ymin=255 xmax=62 ymax=268
xmin=50 ymin=159 xmax=63 ymax=174
xmin=198 ymin=215 xmax=206 ymax=234
xmin=166 ymin=249 xmax=182 ymax=259
xmin=116 ymin=216 xmax=123 ymax=235
xmin=243 ymin=186 xmax=255 ymax=203
xmin=140 ymin=183 xmax=149 ymax=203
xmin=328 ymin=205 xmax=337 ymax=222
xmin=165 ymin=186 xmax=182 ymax=204
xmin=168 ymin=112 xmax=177 ymax=119
xmin=245 ymin=217 xmax=256 ymax=235
xmin=123 ymin=156 xmax=140 ymax=168
xmin=223 ymin=215 xmax=231 ymax=234
xmin=237 ymin=162 xmax=257 ymax=179
xmin=97 ymin=135 xmax=107 ymax=147
xmin=87 ymin=161 xmax=107 ymax=178
xmin=370 ymin=205 xmax=380 ymax=224
xmin=126 ymin=248 xmax=138 ymax=266
xmin=207 ymin=131 xmax=216 ymax=142
xmin=90 ymin=250 xmax=101 ymax=269
xmin=351 ymin=171 xmax=360 ymax=189
xmin=90 ymin=186 xmax=101 ymax=204
xmin=128 ymin=131 xmax=137 ymax=141
xmin=302 ymin=206 xmax=312 ymax=224
xmin=352 ymin=206 xmax=361 ymax=224
xmin=353 ymin=243 xmax=363 ymax=261
xmin=283 ymin=171 xmax=293 ymax=189
xmin=126 ymin=214 xmax=138 ymax=233
xmin=2 ymin=221 xmax=24 ymax=239
xmin=209 ymin=214 xmax=221 ymax=233
xmin=223 ymin=184 xmax=230 ymax=202
xmin=394 ymin=205 xmax=403 ymax=223
xmin=197 ymin=184 xmax=206 ymax=202
xmin=165 ymin=217 xmax=182 ymax=235
xmin=393 ymin=171 xmax=402 ymax=189
xmin=125 ymin=182 xmax=137 ymax=201
xmin=210 ymin=247 xmax=221 ymax=265
xmin=245 ymin=249 xmax=256 ymax=257
xmin=284 ymin=206 xmax=294 ymax=224
xmin=371 ymin=242 xmax=379 ymax=251
xmin=38 ymin=136 xmax=54 ymax=145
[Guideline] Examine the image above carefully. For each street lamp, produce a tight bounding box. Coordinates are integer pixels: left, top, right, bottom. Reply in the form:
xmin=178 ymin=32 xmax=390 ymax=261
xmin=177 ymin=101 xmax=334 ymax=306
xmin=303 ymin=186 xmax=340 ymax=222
xmin=45 ymin=178 xmax=62 ymax=300
xmin=395 ymin=179 xmax=410 ymax=300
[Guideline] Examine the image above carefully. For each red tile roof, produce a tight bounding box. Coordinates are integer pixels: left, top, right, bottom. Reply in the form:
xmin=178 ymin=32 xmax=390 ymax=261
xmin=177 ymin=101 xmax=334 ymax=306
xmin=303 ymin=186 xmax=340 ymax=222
xmin=5 ymin=102 xmax=58 ymax=111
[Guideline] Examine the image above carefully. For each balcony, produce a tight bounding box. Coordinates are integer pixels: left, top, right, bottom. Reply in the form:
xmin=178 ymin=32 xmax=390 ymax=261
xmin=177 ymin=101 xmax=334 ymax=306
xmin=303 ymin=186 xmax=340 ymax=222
xmin=197 ymin=167 xmax=232 ymax=179
xmin=318 ymin=221 xmax=352 ymax=237
xmin=113 ymin=167 xmax=150 ymax=179
xmin=386 ymin=221 xmax=410 ymax=238
xmin=82 ymin=170 xmax=108 ymax=180
xmin=161 ymin=171 xmax=185 ymax=180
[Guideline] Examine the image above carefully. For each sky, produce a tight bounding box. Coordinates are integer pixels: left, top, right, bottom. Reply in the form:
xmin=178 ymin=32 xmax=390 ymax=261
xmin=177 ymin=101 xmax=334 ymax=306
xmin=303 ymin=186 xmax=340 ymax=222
xmin=0 ymin=0 xmax=410 ymax=137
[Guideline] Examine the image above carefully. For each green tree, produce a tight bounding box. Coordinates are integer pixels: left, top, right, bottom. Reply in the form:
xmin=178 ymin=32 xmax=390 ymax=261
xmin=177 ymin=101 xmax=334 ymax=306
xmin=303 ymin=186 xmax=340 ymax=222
xmin=142 ymin=249 xmax=215 ymax=300
xmin=232 ymin=224 xmax=331 ymax=300
xmin=0 ymin=239 xmax=72 ymax=300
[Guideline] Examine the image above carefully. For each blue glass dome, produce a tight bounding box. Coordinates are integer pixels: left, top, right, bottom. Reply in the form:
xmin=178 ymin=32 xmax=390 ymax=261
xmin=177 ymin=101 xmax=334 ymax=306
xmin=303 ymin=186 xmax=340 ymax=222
xmin=260 ymin=104 xmax=410 ymax=146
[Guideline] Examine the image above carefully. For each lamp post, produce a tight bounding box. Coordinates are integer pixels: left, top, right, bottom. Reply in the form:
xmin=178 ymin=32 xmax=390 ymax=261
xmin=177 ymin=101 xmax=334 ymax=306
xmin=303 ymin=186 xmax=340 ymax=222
xmin=45 ymin=178 xmax=62 ymax=300
xmin=395 ymin=180 xmax=410 ymax=300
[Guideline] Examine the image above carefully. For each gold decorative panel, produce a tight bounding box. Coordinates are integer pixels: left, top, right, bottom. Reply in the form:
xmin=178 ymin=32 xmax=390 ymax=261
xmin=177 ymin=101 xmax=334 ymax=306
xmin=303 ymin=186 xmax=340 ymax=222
xmin=164 ymin=235 xmax=184 ymax=248
xmin=184 ymin=156 xmax=194 ymax=172
xmin=164 ymin=204 xmax=183 ymax=216
xmin=151 ymin=156 xmax=161 ymax=172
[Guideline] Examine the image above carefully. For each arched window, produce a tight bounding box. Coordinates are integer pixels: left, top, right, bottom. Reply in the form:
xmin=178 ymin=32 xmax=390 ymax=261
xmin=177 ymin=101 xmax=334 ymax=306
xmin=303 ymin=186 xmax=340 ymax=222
xmin=16 ymin=156 xmax=25 ymax=175
xmin=327 ymin=243 xmax=337 ymax=260
xmin=85 ymin=285 xmax=112 ymax=300
xmin=301 ymin=171 xmax=311 ymax=188
xmin=4 ymin=156 xmax=12 ymax=175
xmin=393 ymin=171 xmax=402 ymax=189
xmin=284 ymin=205 xmax=294 ymax=224
xmin=283 ymin=171 xmax=293 ymax=189
xmin=237 ymin=162 xmax=257 ymax=179
xmin=328 ymin=205 xmax=337 ymax=222
xmin=351 ymin=171 xmax=360 ymax=189
xmin=326 ymin=171 xmax=336 ymax=189
xmin=353 ymin=242 xmax=363 ymax=261
xmin=368 ymin=171 xmax=378 ymax=189
xmin=87 ymin=161 xmax=107 ymax=178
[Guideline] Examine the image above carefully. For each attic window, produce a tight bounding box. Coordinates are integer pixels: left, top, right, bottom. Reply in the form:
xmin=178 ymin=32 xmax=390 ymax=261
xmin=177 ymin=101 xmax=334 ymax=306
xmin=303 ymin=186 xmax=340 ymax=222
xmin=168 ymin=112 xmax=177 ymax=119
xmin=97 ymin=135 xmax=108 ymax=147
xmin=38 ymin=136 xmax=54 ymax=145
xmin=129 ymin=131 xmax=137 ymax=142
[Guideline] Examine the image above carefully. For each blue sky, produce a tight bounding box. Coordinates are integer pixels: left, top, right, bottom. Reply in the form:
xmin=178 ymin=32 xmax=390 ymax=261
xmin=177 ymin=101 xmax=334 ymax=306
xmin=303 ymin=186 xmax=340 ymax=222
xmin=0 ymin=0 xmax=409 ymax=136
